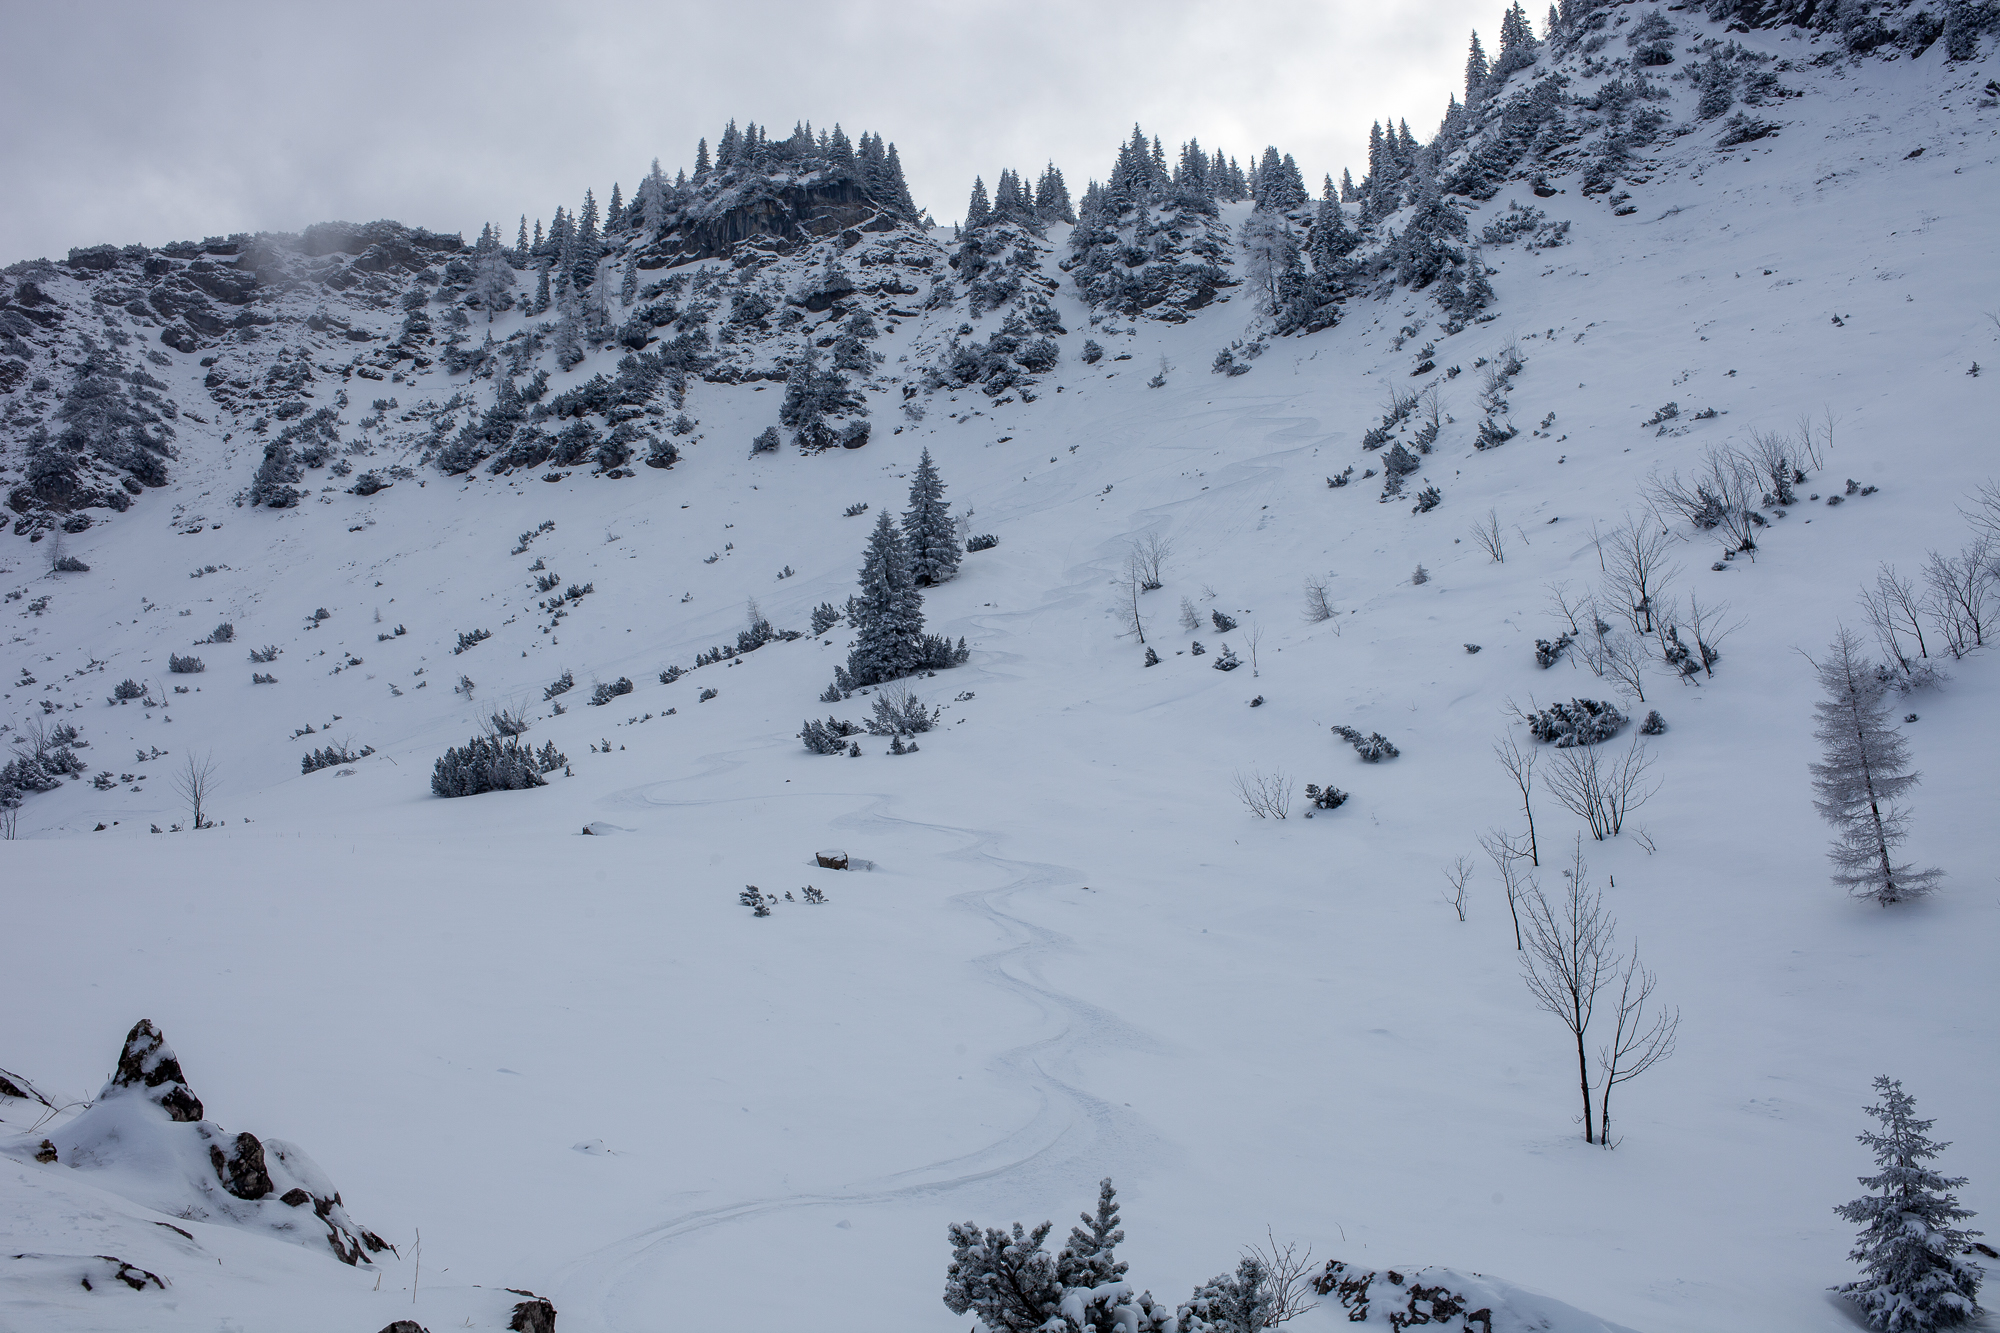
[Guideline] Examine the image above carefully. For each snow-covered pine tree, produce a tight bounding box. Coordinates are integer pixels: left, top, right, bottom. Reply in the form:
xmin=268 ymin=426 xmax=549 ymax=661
xmin=1058 ymin=1179 xmax=1129 ymax=1291
xmin=847 ymin=509 xmax=926 ymax=686
xmin=572 ymin=190 xmax=601 ymax=289
xmin=638 ymin=157 xmax=669 ymax=233
xmin=1808 ymin=629 xmax=1942 ymax=905
xmin=884 ymin=142 xmax=918 ymax=216
xmin=943 ymin=1220 xmax=1065 ymax=1332
xmin=1834 ymin=1076 xmax=1984 ymax=1331
xmin=1466 ymin=30 xmax=1491 ymax=99
xmin=1035 ymin=162 xmax=1076 ymax=223
xmin=902 ymin=447 xmax=961 ymax=586
xmin=966 ymin=177 xmax=991 ymax=230
xmin=472 ymin=223 xmax=516 ymax=320
xmin=1340 ymin=167 xmax=1357 ymax=202
xmin=514 ymin=215 xmax=530 ymax=264
xmin=605 ymin=182 xmax=623 ymax=231
xmin=694 ymin=136 xmax=711 ymax=175
xmin=1495 ymin=0 xmax=1541 ymax=81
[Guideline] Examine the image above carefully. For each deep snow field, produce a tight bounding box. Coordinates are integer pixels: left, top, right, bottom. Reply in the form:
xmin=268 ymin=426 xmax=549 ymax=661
xmin=4 ymin=28 xmax=1999 ymax=1333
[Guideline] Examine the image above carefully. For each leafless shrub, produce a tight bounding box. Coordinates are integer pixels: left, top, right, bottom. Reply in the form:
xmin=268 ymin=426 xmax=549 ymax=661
xmin=1303 ymin=575 xmax=1335 ymax=624
xmin=1923 ymin=537 xmax=1994 ymax=658
xmin=1680 ymin=590 xmax=1736 ymax=679
xmin=1471 ymin=508 xmax=1506 ymax=563
xmin=1442 ymin=856 xmax=1474 ymax=921
xmin=1381 ymin=384 xmax=1419 ymax=422
xmin=1746 ymin=428 xmax=1801 ymax=504
xmin=1964 ymin=479 xmax=2000 ymax=544
xmin=1249 ymin=1229 xmax=1319 ymax=1325
xmin=1180 ymin=595 xmax=1202 ymax=632
xmin=1546 ymin=734 xmax=1657 ymax=839
xmin=1860 ymin=564 xmax=1945 ymax=689
xmin=1129 ymin=532 xmax=1173 ymax=591
xmin=1580 ymin=630 xmax=1652 ymax=702
xmin=1597 ymin=943 xmax=1679 ymax=1146
xmin=1233 ymin=768 xmax=1293 ymax=820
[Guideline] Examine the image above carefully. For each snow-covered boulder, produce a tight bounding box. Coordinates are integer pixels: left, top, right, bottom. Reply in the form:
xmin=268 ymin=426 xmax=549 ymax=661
xmin=0 ymin=1019 xmax=393 ymax=1267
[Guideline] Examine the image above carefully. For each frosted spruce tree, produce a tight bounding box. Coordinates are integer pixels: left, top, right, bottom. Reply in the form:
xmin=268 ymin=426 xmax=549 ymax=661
xmin=1834 ymin=1077 xmax=1983 ymax=1331
xmin=846 ymin=510 xmax=925 ymax=685
xmin=902 ymin=448 xmax=961 ymax=586
xmin=1808 ymin=630 xmax=1941 ymax=905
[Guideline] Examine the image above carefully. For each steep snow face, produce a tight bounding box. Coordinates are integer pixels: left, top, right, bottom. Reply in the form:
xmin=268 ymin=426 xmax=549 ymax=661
xmin=3 ymin=9 xmax=1999 ymax=1333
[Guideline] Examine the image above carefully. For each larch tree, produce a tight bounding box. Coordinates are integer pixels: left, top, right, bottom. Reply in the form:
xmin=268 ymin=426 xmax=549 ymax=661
xmin=1807 ymin=629 xmax=1942 ymax=905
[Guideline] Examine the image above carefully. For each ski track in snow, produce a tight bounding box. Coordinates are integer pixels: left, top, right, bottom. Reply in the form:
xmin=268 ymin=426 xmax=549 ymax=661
xmin=562 ymin=782 xmax=1170 ymax=1330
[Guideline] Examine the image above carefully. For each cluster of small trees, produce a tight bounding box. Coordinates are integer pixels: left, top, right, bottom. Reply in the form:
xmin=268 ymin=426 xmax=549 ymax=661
xmin=431 ymin=735 xmax=567 ymax=798
xmin=946 ymin=1180 xmax=1317 ymax=1333
xmin=826 ymin=450 xmax=970 ymax=696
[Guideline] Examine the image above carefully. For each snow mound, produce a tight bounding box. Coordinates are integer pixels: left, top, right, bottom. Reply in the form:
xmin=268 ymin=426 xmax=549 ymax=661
xmin=1313 ymin=1259 xmax=1642 ymax=1333
xmin=0 ymin=1019 xmax=392 ymax=1267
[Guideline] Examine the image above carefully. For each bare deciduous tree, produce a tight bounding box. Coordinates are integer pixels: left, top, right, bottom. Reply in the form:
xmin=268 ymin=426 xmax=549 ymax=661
xmin=1597 ymin=944 xmax=1679 ymax=1146
xmin=1232 ymin=769 xmax=1293 ymax=820
xmin=1244 ymin=622 xmax=1263 ymax=676
xmin=1546 ymin=580 xmax=1587 ymax=637
xmin=1480 ymin=827 xmax=1532 ymax=950
xmin=1601 ymin=519 xmax=1676 ymax=634
xmin=1494 ymin=733 xmax=1540 ymax=866
xmin=1179 ymin=595 xmax=1202 ymax=633
xmin=1859 ymin=563 xmax=1940 ymax=686
xmin=1964 ymin=479 xmax=2000 ymax=544
xmin=1302 ymin=575 xmax=1335 ymax=624
xmin=172 ymin=752 xmax=218 ymax=830
xmin=1442 ymin=856 xmax=1474 ymax=921
xmin=1471 ymin=508 xmax=1506 ymax=563
xmin=1520 ymin=838 xmax=1616 ymax=1143
xmin=1546 ymin=733 xmax=1657 ymax=840
xmin=1923 ymin=537 xmax=1993 ymax=658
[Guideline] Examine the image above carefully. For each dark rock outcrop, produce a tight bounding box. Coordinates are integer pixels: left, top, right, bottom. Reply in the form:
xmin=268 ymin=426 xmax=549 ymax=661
xmin=111 ymin=1018 xmax=203 ymax=1122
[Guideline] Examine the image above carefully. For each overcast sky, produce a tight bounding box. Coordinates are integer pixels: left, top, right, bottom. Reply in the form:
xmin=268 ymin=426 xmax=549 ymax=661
xmin=3 ymin=0 xmax=1505 ymax=264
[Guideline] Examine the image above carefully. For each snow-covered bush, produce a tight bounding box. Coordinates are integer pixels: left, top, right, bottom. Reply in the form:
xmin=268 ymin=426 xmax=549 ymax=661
xmin=249 ymin=645 xmax=279 ymax=663
xmin=205 ymin=622 xmax=235 ymax=644
xmin=1212 ymin=645 xmax=1242 ymax=671
xmin=1535 ymin=633 xmax=1575 ymax=668
xmin=1305 ymin=783 xmax=1349 ymax=810
xmin=430 ymin=735 xmax=565 ymax=797
xmin=751 ymin=426 xmax=781 ymax=455
xmin=811 ymin=602 xmax=842 ymax=635
xmin=799 ymin=716 xmax=863 ymax=754
xmin=1210 ymin=610 xmax=1237 ymax=632
xmin=113 ymin=678 xmax=147 ymax=700
xmin=453 ymin=628 xmax=491 ymax=654
xmin=865 ymin=686 xmax=937 ymax=736
xmin=967 ymin=533 xmax=999 ymax=552
xmin=1332 ymin=725 xmax=1400 ymax=762
xmin=1641 ymin=709 xmax=1667 ymax=735
xmin=590 ymin=677 xmax=634 ymax=706
xmin=1523 ymin=698 xmax=1627 ymax=747
xmin=543 ymin=670 xmax=574 ymax=700
xmin=167 ymin=653 xmax=204 ymax=674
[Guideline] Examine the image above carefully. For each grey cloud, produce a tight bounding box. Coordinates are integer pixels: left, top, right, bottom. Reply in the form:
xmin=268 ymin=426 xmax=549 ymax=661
xmin=4 ymin=0 xmax=1504 ymax=262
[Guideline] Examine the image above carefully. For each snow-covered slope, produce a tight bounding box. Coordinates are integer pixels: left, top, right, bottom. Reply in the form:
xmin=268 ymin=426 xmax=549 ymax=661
xmin=3 ymin=8 xmax=1998 ymax=1332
